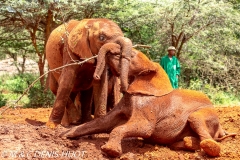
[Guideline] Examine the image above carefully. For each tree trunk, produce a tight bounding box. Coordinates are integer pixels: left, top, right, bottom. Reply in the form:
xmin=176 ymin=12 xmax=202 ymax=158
xmin=30 ymin=9 xmax=53 ymax=88
xmin=38 ymin=57 xmax=45 ymax=86
xmin=20 ymin=54 xmax=26 ymax=74
xmin=171 ymin=31 xmax=186 ymax=59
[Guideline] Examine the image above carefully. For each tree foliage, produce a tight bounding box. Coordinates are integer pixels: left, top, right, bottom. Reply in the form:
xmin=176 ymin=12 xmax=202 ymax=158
xmin=0 ymin=29 xmax=35 ymax=74
xmin=0 ymin=0 xmax=239 ymax=101
xmin=0 ymin=0 xmax=106 ymax=86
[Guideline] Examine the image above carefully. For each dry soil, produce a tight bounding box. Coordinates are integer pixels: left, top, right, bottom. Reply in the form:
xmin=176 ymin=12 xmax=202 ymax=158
xmin=0 ymin=106 xmax=239 ymax=160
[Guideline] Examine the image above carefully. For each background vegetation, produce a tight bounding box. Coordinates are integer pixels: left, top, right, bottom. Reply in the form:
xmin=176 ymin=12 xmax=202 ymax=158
xmin=0 ymin=0 xmax=239 ymax=107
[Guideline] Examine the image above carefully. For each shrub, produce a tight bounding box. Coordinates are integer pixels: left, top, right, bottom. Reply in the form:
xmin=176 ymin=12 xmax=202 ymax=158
xmin=4 ymin=74 xmax=29 ymax=93
xmin=0 ymin=93 xmax=7 ymax=107
xmin=0 ymin=73 xmax=55 ymax=108
xmin=180 ymin=78 xmax=240 ymax=106
xmin=25 ymin=80 xmax=55 ymax=108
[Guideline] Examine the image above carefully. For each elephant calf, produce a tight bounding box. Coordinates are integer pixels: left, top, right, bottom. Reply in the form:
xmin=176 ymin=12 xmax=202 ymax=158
xmin=61 ymin=48 xmax=235 ymax=157
xmin=45 ymin=18 xmax=132 ymax=128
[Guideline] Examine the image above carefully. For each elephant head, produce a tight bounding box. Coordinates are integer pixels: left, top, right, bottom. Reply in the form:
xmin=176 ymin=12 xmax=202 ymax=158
xmin=67 ymin=19 xmax=132 ymax=92
xmin=93 ymin=43 xmax=121 ymax=80
xmin=93 ymin=37 xmax=132 ymax=92
xmin=94 ymin=46 xmax=173 ymax=96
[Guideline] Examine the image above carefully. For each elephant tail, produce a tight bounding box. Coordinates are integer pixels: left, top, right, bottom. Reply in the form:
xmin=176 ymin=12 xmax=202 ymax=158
xmin=215 ymin=132 xmax=237 ymax=142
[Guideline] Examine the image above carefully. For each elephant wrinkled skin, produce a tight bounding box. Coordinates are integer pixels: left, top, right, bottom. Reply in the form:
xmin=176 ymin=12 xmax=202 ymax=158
xmin=62 ymin=49 xmax=235 ymax=157
xmin=46 ymin=19 xmax=132 ymax=128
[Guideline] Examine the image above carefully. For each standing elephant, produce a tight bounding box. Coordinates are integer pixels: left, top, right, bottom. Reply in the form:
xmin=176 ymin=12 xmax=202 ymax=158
xmin=62 ymin=48 xmax=235 ymax=157
xmin=46 ymin=19 xmax=132 ymax=128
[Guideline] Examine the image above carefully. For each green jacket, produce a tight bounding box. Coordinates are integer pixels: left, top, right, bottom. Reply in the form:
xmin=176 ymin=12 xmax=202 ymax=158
xmin=160 ymin=55 xmax=180 ymax=89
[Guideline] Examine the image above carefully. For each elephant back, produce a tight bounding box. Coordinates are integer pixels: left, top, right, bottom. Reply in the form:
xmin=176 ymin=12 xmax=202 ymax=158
xmin=151 ymin=89 xmax=213 ymax=143
xmin=46 ymin=20 xmax=80 ymax=80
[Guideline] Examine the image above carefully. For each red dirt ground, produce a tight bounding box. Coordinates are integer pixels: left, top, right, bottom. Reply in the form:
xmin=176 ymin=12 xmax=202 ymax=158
xmin=0 ymin=106 xmax=239 ymax=160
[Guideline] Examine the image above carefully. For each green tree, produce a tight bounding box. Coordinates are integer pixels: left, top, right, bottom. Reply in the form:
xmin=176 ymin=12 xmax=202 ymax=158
xmin=0 ymin=30 xmax=35 ymax=74
xmin=0 ymin=0 xmax=106 ymax=86
xmin=0 ymin=0 xmax=239 ymax=104
xmin=150 ymin=0 xmax=239 ymax=58
xmin=97 ymin=0 xmax=158 ymax=58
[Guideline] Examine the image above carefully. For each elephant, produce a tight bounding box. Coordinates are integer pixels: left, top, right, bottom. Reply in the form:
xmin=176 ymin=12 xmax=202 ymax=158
xmin=61 ymin=47 xmax=236 ymax=157
xmin=45 ymin=18 xmax=132 ymax=128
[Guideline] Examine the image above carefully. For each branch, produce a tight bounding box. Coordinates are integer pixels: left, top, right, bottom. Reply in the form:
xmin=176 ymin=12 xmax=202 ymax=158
xmin=177 ymin=34 xmax=186 ymax=58
xmin=185 ymin=20 xmax=215 ymax=42
xmin=170 ymin=23 xmax=175 ymax=46
xmin=0 ymin=55 xmax=98 ymax=115
xmin=175 ymin=31 xmax=184 ymax=48
xmin=133 ymin=44 xmax=151 ymax=48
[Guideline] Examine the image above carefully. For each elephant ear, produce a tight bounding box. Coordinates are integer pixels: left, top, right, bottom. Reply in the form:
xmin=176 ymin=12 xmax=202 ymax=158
xmin=68 ymin=19 xmax=94 ymax=59
xmin=127 ymin=62 xmax=173 ymax=96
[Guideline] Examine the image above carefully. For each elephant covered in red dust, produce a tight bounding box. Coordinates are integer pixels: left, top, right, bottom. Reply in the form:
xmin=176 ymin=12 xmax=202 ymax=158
xmin=61 ymin=45 xmax=236 ymax=157
xmin=45 ymin=19 xmax=131 ymax=128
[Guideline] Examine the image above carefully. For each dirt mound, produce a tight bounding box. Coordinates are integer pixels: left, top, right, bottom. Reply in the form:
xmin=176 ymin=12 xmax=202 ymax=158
xmin=0 ymin=106 xmax=239 ymax=160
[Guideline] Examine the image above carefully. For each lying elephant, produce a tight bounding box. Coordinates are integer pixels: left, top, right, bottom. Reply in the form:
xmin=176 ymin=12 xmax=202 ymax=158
xmin=62 ymin=47 xmax=235 ymax=157
xmin=46 ymin=19 xmax=132 ymax=128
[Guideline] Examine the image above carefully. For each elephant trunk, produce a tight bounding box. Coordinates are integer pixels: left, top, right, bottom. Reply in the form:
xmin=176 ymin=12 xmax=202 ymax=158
xmin=93 ymin=43 xmax=121 ymax=80
xmin=94 ymin=37 xmax=132 ymax=92
xmin=114 ymin=37 xmax=132 ymax=92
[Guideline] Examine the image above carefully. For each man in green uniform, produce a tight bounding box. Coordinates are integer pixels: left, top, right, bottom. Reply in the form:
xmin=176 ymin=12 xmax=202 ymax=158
xmin=160 ymin=46 xmax=180 ymax=89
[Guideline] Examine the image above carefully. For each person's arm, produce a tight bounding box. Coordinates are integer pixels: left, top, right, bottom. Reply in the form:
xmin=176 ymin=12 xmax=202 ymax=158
xmin=176 ymin=59 xmax=180 ymax=76
xmin=160 ymin=57 xmax=164 ymax=69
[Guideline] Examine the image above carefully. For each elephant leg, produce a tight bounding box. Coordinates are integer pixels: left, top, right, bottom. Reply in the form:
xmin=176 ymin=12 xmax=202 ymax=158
xmin=188 ymin=108 xmax=222 ymax=157
xmin=61 ymin=98 xmax=74 ymax=127
xmin=48 ymin=71 xmax=81 ymax=127
xmin=68 ymin=92 xmax=81 ymax=124
xmin=107 ymin=75 xmax=121 ymax=111
xmin=61 ymin=93 xmax=81 ymax=127
xmin=101 ymin=115 xmax=155 ymax=157
xmin=61 ymin=101 xmax=128 ymax=138
xmin=74 ymin=92 xmax=81 ymax=120
xmin=93 ymin=66 xmax=108 ymax=118
xmin=48 ymin=72 xmax=58 ymax=95
xmin=47 ymin=65 xmax=79 ymax=128
xmin=112 ymin=77 xmax=121 ymax=106
xmin=80 ymin=88 xmax=93 ymax=123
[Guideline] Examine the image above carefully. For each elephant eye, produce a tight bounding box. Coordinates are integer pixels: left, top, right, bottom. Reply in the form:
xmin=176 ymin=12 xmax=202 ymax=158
xmin=99 ymin=35 xmax=106 ymax=41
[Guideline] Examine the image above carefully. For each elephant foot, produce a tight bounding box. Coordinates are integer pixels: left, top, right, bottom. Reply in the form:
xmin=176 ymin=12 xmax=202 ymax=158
xmin=46 ymin=120 xmax=59 ymax=129
xmin=183 ymin=136 xmax=200 ymax=151
xmin=60 ymin=129 xmax=76 ymax=139
xmin=200 ymin=139 xmax=221 ymax=157
xmin=61 ymin=118 xmax=70 ymax=127
xmin=101 ymin=142 xmax=122 ymax=157
xmin=61 ymin=118 xmax=81 ymax=127
xmin=61 ymin=126 xmax=80 ymax=138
